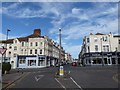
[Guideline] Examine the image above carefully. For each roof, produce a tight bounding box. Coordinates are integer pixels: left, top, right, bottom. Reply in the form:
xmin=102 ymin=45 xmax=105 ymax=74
xmin=0 ymin=39 xmax=14 ymax=44
xmin=0 ymin=29 xmax=44 ymax=44
xmin=95 ymin=33 xmax=105 ymax=35
xmin=113 ymin=35 xmax=120 ymax=37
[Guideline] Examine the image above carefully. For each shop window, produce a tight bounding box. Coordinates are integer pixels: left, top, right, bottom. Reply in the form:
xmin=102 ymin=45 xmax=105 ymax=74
xmin=38 ymin=57 xmax=45 ymax=66
xmin=19 ymin=59 xmax=26 ymax=64
xmin=28 ymin=60 xmax=36 ymax=66
xmin=112 ymin=58 xmax=116 ymax=64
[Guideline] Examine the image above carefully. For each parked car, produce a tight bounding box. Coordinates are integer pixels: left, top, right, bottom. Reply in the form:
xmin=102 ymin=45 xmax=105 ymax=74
xmin=71 ymin=62 xmax=77 ymax=66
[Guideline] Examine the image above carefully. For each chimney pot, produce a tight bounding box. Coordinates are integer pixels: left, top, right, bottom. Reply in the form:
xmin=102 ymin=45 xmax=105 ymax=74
xmin=34 ymin=29 xmax=41 ymax=36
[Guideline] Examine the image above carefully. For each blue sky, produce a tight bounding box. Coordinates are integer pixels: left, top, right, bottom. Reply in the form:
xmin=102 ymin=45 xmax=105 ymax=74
xmin=0 ymin=1 xmax=118 ymax=58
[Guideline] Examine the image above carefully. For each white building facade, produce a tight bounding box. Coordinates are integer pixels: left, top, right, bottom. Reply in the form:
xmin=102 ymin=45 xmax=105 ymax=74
xmin=79 ymin=33 xmax=120 ymax=66
xmin=0 ymin=29 xmax=66 ymax=69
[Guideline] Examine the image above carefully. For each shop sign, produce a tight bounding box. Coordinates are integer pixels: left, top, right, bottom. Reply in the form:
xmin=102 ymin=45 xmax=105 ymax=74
xmin=91 ymin=53 xmax=101 ymax=57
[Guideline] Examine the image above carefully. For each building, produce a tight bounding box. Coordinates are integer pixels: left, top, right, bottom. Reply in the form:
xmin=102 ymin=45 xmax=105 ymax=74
xmin=79 ymin=32 xmax=120 ymax=66
xmin=0 ymin=29 xmax=67 ymax=69
xmin=65 ymin=53 xmax=72 ymax=63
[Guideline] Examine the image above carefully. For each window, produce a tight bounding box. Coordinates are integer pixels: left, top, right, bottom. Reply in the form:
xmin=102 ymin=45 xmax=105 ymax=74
xmin=40 ymin=49 xmax=42 ymax=54
xmin=15 ymin=40 xmax=17 ymax=43
xmin=30 ymin=42 xmax=32 ymax=46
xmin=9 ymin=52 xmax=11 ymax=55
xmin=87 ymin=38 xmax=89 ymax=43
xmin=106 ymin=45 xmax=109 ymax=52
xmin=30 ymin=50 xmax=32 ymax=54
xmin=28 ymin=60 xmax=36 ymax=66
xmin=35 ymin=49 xmax=37 ymax=54
xmin=88 ymin=46 xmax=90 ymax=52
xmin=25 ymin=49 xmax=26 ymax=54
xmin=14 ymin=53 xmax=17 ymax=57
xmin=94 ymin=38 xmax=98 ymax=42
xmin=14 ymin=46 xmax=17 ymax=50
xmin=103 ymin=46 xmax=105 ymax=52
xmin=103 ymin=45 xmax=109 ymax=52
xmin=21 ymin=49 xmax=23 ymax=54
xmin=40 ymin=42 xmax=42 ymax=45
xmin=36 ymin=42 xmax=38 ymax=46
xmin=19 ymin=59 xmax=25 ymax=64
xmin=103 ymin=36 xmax=107 ymax=42
xmin=9 ymin=46 xmax=12 ymax=49
xmin=22 ymin=42 xmax=24 ymax=47
xmin=95 ymin=45 xmax=98 ymax=52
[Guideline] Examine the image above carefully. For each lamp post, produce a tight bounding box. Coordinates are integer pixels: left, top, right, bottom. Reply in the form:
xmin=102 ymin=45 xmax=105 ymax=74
xmin=59 ymin=28 xmax=64 ymax=76
xmin=59 ymin=28 xmax=61 ymax=66
xmin=6 ymin=29 xmax=11 ymax=41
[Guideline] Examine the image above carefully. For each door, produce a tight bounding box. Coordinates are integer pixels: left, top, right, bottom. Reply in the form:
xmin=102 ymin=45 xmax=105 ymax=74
xmin=107 ymin=57 xmax=112 ymax=65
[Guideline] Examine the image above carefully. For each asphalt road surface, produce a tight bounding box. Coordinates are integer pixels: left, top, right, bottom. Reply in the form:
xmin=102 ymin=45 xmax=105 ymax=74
xmin=7 ymin=64 xmax=120 ymax=90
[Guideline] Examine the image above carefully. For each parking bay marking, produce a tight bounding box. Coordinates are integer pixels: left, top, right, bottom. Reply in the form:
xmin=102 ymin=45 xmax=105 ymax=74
xmin=55 ymin=78 xmax=66 ymax=89
xmin=70 ymin=77 xmax=83 ymax=90
xmin=35 ymin=75 xmax=44 ymax=82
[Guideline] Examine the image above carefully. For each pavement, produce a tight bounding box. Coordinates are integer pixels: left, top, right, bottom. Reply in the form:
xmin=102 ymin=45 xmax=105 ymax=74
xmin=2 ymin=69 xmax=30 ymax=90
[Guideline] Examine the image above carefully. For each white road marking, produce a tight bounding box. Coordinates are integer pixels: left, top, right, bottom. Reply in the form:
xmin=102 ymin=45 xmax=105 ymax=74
xmin=55 ymin=78 xmax=66 ymax=89
xmin=35 ymin=75 xmax=44 ymax=82
xmin=69 ymin=70 xmax=71 ymax=74
xmin=70 ymin=77 xmax=83 ymax=90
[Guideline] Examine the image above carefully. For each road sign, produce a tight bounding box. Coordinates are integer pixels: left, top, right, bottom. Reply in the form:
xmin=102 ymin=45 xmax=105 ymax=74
xmin=59 ymin=66 xmax=64 ymax=76
xmin=0 ymin=48 xmax=7 ymax=55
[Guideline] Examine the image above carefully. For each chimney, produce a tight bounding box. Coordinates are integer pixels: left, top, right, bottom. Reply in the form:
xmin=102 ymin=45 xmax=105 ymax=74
xmin=33 ymin=29 xmax=41 ymax=36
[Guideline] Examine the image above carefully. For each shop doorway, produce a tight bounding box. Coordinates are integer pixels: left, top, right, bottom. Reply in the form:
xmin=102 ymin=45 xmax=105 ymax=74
xmin=104 ymin=58 xmax=107 ymax=64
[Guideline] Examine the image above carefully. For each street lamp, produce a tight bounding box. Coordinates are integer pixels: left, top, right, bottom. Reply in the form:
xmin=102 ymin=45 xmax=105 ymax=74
xmin=6 ymin=29 xmax=11 ymax=41
xmin=59 ymin=28 xmax=61 ymax=66
xmin=59 ymin=28 xmax=64 ymax=76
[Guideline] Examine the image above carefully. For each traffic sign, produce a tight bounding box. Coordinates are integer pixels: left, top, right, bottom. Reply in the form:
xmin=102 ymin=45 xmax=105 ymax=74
xmin=0 ymin=48 xmax=7 ymax=55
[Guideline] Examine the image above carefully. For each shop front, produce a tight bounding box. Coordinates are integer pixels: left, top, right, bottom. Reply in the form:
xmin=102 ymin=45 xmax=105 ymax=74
xmin=83 ymin=52 xmax=120 ymax=66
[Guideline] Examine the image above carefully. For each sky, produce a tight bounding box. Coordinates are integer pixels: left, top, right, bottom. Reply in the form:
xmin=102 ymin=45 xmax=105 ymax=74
xmin=0 ymin=1 xmax=119 ymax=58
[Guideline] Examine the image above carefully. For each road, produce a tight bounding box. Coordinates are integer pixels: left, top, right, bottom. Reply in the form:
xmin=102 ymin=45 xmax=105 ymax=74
xmin=6 ymin=64 xmax=120 ymax=89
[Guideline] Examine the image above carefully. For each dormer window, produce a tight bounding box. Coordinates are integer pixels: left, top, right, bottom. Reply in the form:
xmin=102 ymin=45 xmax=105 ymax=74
xmin=15 ymin=40 xmax=17 ymax=43
xmin=14 ymin=46 xmax=17 ymax=50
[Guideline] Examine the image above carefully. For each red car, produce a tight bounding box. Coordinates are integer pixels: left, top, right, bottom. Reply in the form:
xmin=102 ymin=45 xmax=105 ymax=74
xmin=72 ymin=62 xmax=77 ymax=66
